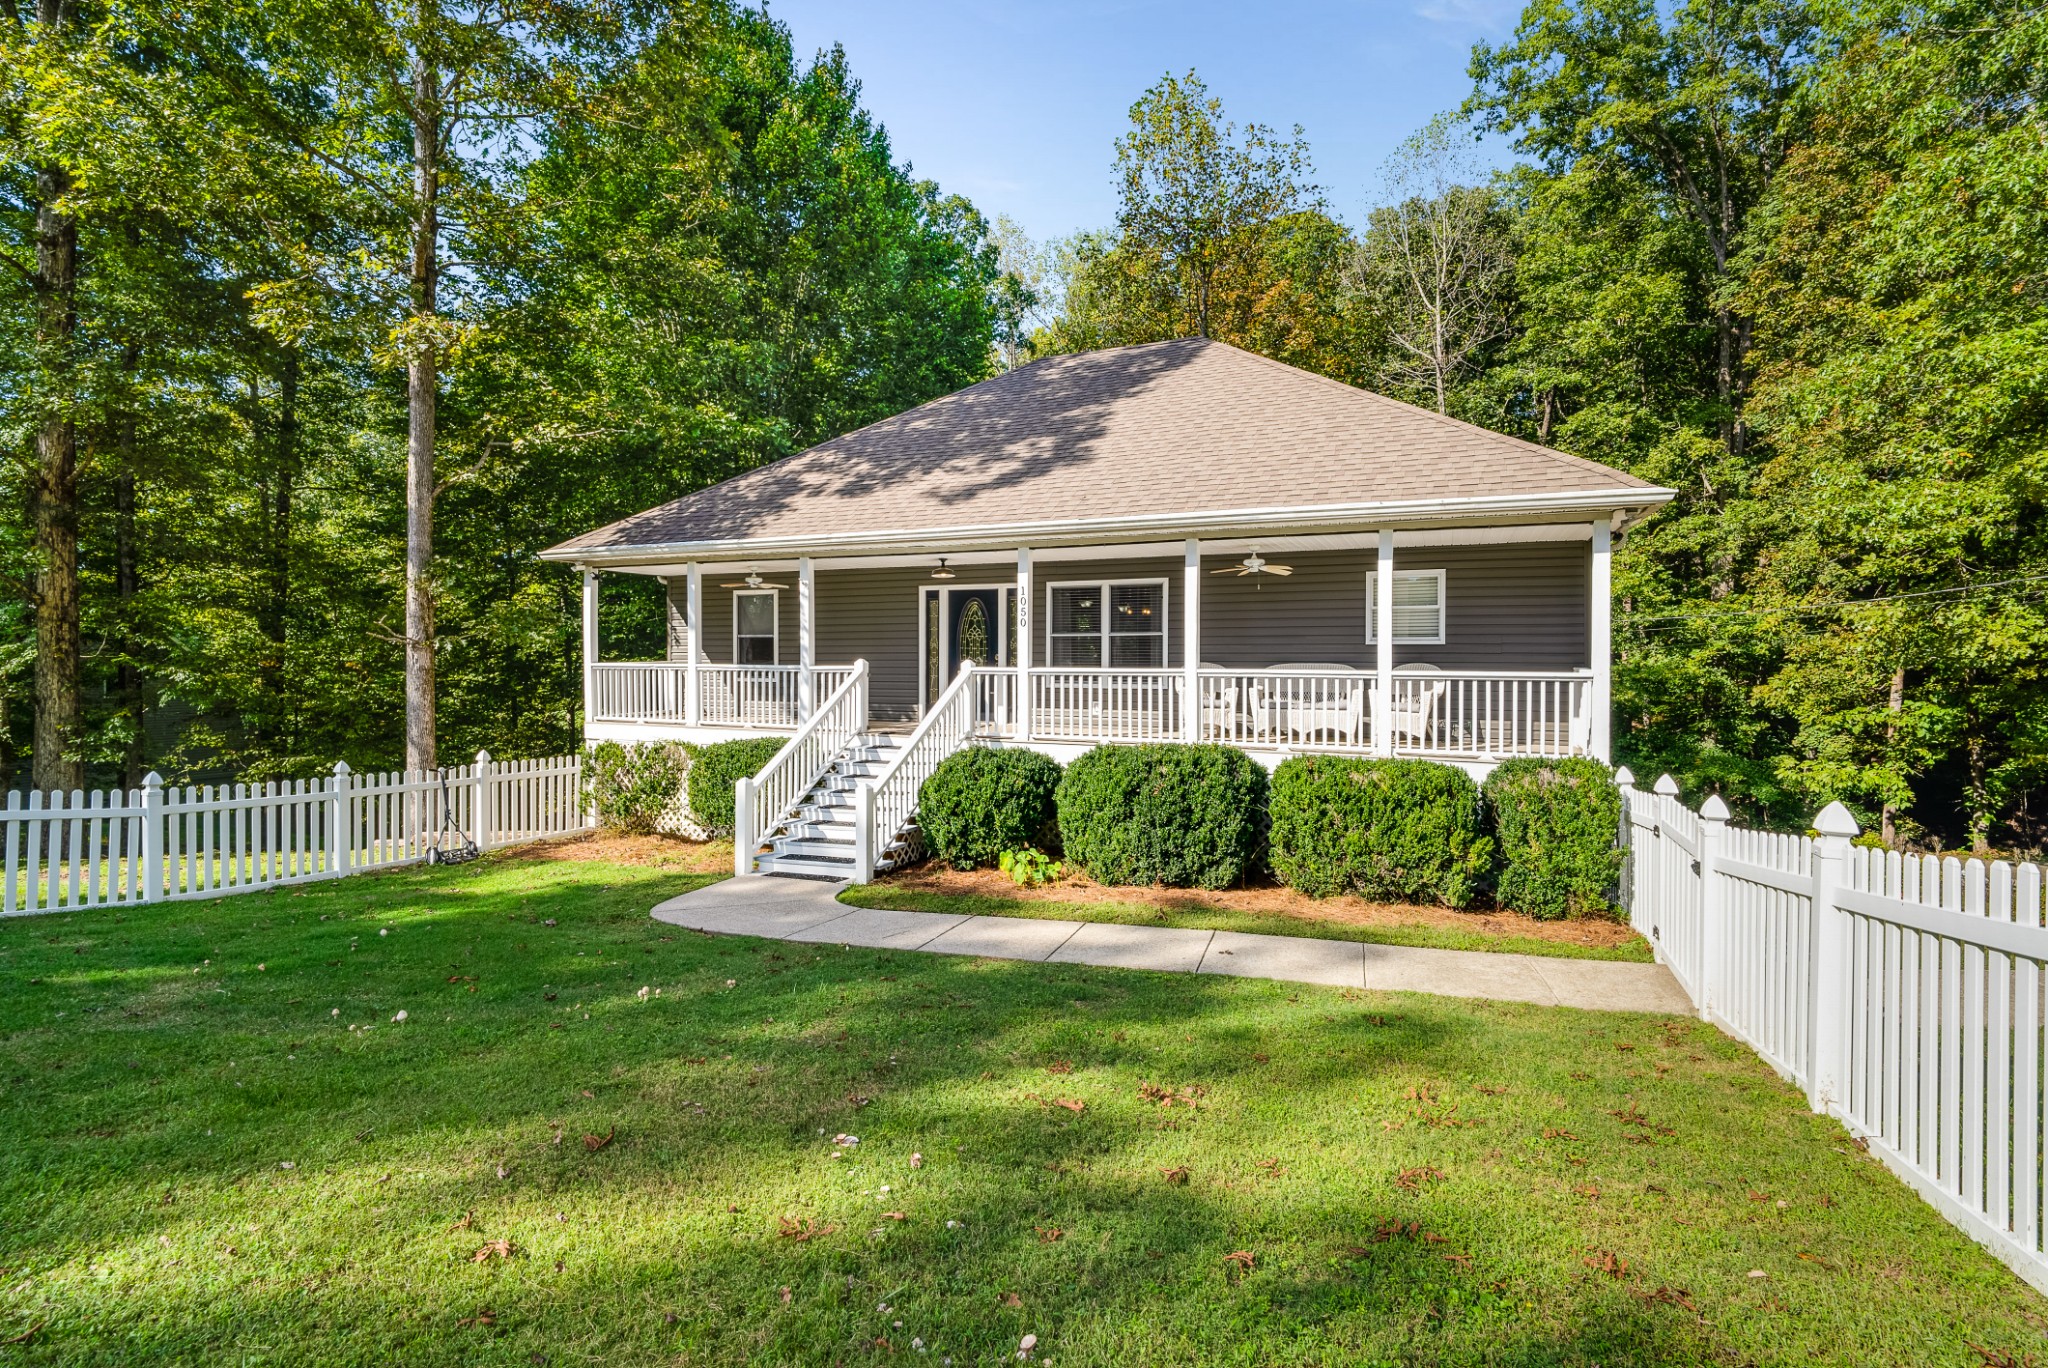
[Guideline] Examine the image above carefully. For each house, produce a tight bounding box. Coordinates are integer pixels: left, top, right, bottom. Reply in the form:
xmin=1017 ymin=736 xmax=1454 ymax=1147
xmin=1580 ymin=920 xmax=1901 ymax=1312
xmin=541 ymin=338 xmax=1675 ymax=880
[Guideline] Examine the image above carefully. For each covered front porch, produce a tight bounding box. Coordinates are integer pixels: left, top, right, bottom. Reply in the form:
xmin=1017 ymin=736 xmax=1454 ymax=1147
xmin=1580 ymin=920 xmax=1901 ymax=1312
xmin=580 ymin=524 xmax=1613 ymax=766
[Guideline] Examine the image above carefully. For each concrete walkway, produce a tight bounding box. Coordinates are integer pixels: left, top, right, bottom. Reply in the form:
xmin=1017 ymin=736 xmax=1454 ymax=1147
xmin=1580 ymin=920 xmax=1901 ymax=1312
xmin=651 ymin=876 xmax=1691 ymax=1015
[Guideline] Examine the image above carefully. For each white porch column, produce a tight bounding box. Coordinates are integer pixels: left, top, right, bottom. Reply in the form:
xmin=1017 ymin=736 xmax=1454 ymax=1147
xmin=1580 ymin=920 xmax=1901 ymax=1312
xmin=1183 ymin=538 xmax=1202 ymax=741
xmin=1589 ymin=519 xmax=1613 ymax=762
xmin=580 ymin=567 xmax=599 ymax=730
xmin=1374 ymin=529 xmax=1395 ymax=756
xmin=1015 ymin=547 xmax=1033 ymax=739
xmin=797 ymin=556 xmax=816 ymax=722
xmin=684 ymin=562 xmax=704 ymax=726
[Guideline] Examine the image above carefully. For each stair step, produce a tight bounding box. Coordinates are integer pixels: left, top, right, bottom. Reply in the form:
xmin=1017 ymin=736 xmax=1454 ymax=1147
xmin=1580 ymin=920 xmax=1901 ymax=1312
xmin=758 ymin=851 xmax=854 ymax=879
xmin=773 ymin=836 xmax=854 ymax=859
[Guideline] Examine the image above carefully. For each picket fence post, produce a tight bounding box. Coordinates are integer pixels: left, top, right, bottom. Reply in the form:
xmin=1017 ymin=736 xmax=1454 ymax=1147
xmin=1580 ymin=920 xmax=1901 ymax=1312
xmin=733 ymin=777 xmax=754 ymax=879
xmin=140 ymin=771 xmax=164 ymax=903
xmin=1807 ymin=800 xmax=1860 ymax=1116
xmin=473 ymin=750 xmax=493 ymax=853
xmin=1697 ymin=793 xmax=1730 ymax=1024
xmin=852 ymin=780 xmax=876 ymax=885
xmin=330 ymin=761 xmax=353 ymax=879
xmin=1613 ymin=766 xmax=1636 ymax=920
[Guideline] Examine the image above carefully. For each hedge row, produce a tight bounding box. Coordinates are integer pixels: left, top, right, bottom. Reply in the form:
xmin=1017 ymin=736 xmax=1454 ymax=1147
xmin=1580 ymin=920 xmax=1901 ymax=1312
xmin=914 ymin=742 xmax=1623 ymax=917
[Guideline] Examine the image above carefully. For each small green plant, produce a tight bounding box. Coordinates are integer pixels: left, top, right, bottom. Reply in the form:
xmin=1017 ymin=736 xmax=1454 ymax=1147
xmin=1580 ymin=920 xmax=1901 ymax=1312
xmin=998 ymin=847 xmax=1065 ymax=887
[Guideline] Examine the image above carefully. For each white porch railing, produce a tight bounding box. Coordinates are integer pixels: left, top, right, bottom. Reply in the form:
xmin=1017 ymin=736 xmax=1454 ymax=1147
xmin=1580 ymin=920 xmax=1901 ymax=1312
xmin=590 ymin=662 xmax=689 ymax=724
xmin=971 ymin=667 xmax=1021 ymax=738
xmin=735 ymin=662 xmax=869 ymax=876
xmin=1197 ymin=669 xmax=1369 ymax=749
xmin=589 ymin=662 xmax=861 ymax=729
xmin=1029 ymin=668 xmax=1183 ymax=743
xmin=1386 ymin=669 xmax=1592 ymax=758
xmin=855 ymin=662 xmax=981 ymax=880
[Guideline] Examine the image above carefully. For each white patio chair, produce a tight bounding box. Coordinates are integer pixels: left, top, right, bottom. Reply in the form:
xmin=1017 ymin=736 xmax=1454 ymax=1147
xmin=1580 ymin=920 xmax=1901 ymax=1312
xmin=1377 ymin=668 xmax=1448 ymax=751
xmin=1287 ymin=678 xmax=1366 ymax=746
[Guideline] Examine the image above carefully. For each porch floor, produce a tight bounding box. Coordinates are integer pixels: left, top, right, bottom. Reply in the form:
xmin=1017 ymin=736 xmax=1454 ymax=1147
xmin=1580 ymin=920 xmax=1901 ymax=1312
xmin=651 ymin=876 xmax=1691 ymax=1014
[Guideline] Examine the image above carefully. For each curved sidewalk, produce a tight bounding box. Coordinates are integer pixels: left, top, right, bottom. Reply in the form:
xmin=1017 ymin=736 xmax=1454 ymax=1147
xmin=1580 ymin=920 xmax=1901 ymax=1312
xmin=652 ymin=876 xmax=1692 ymax=1015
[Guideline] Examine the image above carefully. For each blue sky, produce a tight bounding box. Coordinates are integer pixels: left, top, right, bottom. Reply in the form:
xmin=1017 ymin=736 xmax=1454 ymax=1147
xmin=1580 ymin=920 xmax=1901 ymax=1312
xmin=765 ymin=0 xmax=1528 ymax=247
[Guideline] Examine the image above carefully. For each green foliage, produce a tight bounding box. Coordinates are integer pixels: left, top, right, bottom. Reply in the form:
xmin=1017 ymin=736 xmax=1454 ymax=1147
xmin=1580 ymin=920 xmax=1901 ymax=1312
xmin=1053 ymin=743 xmax=1266 ymax=890
xmin=582 ymin=741 xmax=691 ymax=835
xmin=917 ymin=745 xmax=1062 ymax=870
xmin=686 ymin=738 xmax=784 ymax=835
xmin=1269 ymin=756 xmax=1492 ymax=908
xmin=998 ymin=847 xmax=1064 ymax=888
xmin=1483 ymin=758 xmax=1623 ymax=920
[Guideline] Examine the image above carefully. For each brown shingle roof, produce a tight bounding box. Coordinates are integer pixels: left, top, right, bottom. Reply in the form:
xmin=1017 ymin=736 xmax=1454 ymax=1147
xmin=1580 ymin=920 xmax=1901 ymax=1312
xmin=546 ymin=339 xmax=1664 ymax=558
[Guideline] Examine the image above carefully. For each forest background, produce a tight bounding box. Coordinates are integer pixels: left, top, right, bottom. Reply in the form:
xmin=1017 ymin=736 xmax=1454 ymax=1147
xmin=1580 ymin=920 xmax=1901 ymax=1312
xmin=3 ymin=0 xmax=2041 ymax=853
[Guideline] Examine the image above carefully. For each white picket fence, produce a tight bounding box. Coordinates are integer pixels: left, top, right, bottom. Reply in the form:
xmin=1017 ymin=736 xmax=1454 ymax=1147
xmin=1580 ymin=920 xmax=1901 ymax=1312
xmin=1624 ymin=769 xmax=2048 ymax=1296
xmin=1 ymin=751 xmax=590 ymax=915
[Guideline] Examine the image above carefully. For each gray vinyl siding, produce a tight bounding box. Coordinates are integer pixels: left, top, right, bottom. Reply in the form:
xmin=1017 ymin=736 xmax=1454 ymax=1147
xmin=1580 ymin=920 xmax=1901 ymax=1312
xmin=1034 ymin=558 xmax=1184 ymax=670
xmin=816 ymin=567 xmax=929 ymax=722
xmin=1196 ymin=542 xmax=1589 ymax=670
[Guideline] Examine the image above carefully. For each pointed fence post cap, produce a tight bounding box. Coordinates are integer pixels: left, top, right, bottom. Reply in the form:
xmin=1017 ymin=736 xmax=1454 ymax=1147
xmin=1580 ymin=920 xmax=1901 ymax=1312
xmin=332 ymin=760 xmax=352 ymax=776
xmin=1653 ymin=773 xmax=1681 ymax=797
xmin=475 ymin=749 xmax=491 ymax=765
xmin=1613 ymin=765 xmax=1635 ymax=787
xmin=1700 ymin=793 xmax=1732 ymax=822
xmin=142 ymin=770 xmax=164 ymax=788
xmin=1813 ymin=801 xmax=1861 ymax=839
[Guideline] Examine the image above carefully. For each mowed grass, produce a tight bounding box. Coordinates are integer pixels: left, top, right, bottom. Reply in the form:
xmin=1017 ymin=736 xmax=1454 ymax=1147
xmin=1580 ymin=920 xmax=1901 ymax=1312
xmin=1 ymin=846 xmax=2041 ymax=1366
xmin=838 ymin=883 xmax=1656 ymax=963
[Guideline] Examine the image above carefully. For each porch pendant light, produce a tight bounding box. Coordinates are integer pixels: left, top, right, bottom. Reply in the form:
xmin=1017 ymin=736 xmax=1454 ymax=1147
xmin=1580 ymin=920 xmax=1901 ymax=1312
xmin=930 ymin=558 xmax=956 ymax=580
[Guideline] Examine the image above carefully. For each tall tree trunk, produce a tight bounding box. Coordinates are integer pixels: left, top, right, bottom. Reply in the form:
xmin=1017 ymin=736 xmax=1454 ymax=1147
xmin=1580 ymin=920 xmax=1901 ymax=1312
xmin=31 ymin=80 xmax=82 ymax=793
xmin=1880 ymin=665 xmax=1905 ymax=848
xmin=115 ymin=342 xmax=143 ymax=789
xmin=404 ymin=52 xmax=439 ymax=775
xmin=258 ymin=352 xmax=297 ymax=723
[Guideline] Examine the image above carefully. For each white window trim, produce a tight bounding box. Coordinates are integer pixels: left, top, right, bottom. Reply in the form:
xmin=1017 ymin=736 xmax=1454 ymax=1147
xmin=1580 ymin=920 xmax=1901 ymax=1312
xmin=1045 ymin=578 xmax=1171 ymax=670
xmin=1366 ymin=569 xmax=1447 ymax=646
xmin=733 ymin=588 xmax=780 ymax=665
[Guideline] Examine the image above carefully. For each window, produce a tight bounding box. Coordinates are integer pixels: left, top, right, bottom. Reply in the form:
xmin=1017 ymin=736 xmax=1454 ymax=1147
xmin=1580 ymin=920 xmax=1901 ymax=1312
xmin=1048 ymin=580 xmax=1166 ymax=668
xmin=734 ymin=590 xmax=778 ymax=664
xmin=1366 ymin=570 xmax=1446 ymax=645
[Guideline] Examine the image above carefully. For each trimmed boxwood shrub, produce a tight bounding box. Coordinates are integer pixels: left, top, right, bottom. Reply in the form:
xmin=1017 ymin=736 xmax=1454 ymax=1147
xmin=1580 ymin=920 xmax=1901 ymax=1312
xmin=1054 ymin=743 xmax=1265 ymax=889
xmin=1484 ymin=757 xmax=1624 ymax=920
xmin=918 ymin=745 xmax=1063 ymax=869
xmin=584 ymin=741 xmax=693 ymax=834
xmin=687 ymin=737 xmax=785 ymax=835
xmin=1269 ymin=756 xmax=1491 ymax=908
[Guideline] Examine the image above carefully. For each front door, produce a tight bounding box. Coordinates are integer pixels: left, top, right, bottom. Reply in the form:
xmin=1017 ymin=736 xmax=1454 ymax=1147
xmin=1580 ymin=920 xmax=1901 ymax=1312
xmin=948 ymin=589 xmax=999 ymax=679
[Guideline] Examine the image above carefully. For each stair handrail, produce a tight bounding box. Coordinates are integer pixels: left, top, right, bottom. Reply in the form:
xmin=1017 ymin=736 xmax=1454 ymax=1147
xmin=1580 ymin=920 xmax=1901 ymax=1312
xmin=852 ymin=661 xmax=980 ymax=882
xmin=734 ymin=660 xmax=869 ymax=877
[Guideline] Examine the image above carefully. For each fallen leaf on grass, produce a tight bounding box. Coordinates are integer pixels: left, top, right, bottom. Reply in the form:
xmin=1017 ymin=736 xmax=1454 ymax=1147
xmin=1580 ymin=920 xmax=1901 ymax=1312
xmin=457 ymin=1309 xmax=496 ymax=1327
xmin=449 ymin=1211 xmax=473 ymax=1233
xmin=1797 ymin=1251 xmax=1836 ymax=1270
xmin=997 ymin=1291 xmax=1023 ymax=1308
xmin=3 ymin=1322 xmax=44 ymax=1346
xmin=1035 ymin=1226 xmax=1063 ymax=1243
xmin=1583 ymin=1249 xmax=1629 ymax=1279
xmin=1045 ymin=1060 xmax=1073 ymax=1075
xmin=778 ymin=1286 xmax=792 ymax=1305
xmin=1222 ymin=1250 xmax=1255 ymax=1278
xmin=1138 ymin=1082 xmax=1207 ymax=1109
xmin=881 ymin=1212 xmax=908 ymax=1221
xmin=777 ymin=1217 xmax=836 ymax=1241
xmin=1573 ymin=1184 xmax=1601 ymax=1201
xmin=1444 ymin=1252 xmax=1473 ymax=1268
xmin=471 ymin=1239 xmax=516 ymax=1263
xmin=1394 ymin=1165 xmax=1445 ymax=1191
xmin=1254 ymin=1158 xmax=1286 ymax=1177
xmin=1614 ymin=1042 xmax=1635 ymax=1052
xmin=1160 ymin=1166 xmax=1191 ymax=1185
xmin=1542 ymin=1128 xmax=1578 ymax=1140
xmin=582 ymin=1127 xmax=614 ymax=1152
xmin=1966 ymin=1342 xmax=2040 ymax=1368
xmin=1637 ymin=1285 xmax=1699 ymax=1314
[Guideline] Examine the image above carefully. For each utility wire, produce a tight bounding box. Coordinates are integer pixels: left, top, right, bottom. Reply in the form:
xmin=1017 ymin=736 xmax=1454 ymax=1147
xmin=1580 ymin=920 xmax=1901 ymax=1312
xmin=1616 ymin=572 xmax=2048 ymax=627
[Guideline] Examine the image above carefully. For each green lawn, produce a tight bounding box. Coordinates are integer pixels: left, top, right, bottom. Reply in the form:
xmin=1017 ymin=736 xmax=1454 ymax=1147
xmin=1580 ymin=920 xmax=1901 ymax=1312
xmin=2 ymin=848 xmax=2040 ymax=1366
xmin=839 ymin=882 xmax=1657 ymax=963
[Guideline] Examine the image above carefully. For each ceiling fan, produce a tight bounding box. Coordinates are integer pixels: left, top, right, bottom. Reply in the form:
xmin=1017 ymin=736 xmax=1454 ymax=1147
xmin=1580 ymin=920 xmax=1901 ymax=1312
xmin=1211 ymin=551 xmax=1292 ymax=577
xmin=720 ymin=569 xmax=789 ymax=589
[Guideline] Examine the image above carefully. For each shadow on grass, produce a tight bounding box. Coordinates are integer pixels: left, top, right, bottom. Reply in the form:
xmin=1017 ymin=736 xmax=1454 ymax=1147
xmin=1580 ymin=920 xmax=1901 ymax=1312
xmin=0 ymin=853 xmax=2039 ymax=1366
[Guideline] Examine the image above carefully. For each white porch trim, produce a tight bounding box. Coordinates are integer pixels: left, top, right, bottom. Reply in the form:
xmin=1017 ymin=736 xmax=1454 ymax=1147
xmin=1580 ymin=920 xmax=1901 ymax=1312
xmin=1590 ymin=520 xmax=1612 ymax=762
xmin=1374 ymin=529 xmax=1394 ymax=757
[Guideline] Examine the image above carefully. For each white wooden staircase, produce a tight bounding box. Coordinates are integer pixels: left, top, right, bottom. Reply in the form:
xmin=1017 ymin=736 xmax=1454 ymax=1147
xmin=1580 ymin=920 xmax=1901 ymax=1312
xmin=750 ymin=733 xmax=915 ymax=879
